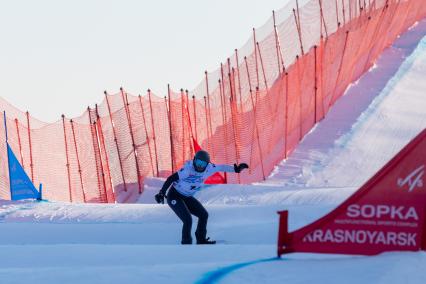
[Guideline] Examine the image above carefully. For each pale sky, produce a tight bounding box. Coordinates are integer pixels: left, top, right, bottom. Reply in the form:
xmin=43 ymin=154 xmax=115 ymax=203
xmin=0 ymin=0 xmax=288 ymax=122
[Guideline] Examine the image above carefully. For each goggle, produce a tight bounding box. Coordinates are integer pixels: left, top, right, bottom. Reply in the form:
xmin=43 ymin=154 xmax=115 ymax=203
xmin=194 ymin=158 xmax=208 ymax=169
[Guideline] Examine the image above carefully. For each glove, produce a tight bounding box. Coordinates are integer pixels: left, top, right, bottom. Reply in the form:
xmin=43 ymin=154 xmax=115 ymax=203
xmin=234 ymin=163 xmax=249 ymax=173
xmin=155 ymin=192 xmax=165 ymax=204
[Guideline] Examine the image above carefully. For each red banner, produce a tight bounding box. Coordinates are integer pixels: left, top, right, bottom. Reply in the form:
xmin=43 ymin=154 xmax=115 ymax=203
xmin=278 ymin=129 xmax=426 ymax=256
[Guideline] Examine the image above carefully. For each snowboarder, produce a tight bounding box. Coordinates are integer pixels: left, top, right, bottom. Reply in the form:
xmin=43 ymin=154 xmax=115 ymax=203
xmin=155 ymin=150 xmax=249 ymax=245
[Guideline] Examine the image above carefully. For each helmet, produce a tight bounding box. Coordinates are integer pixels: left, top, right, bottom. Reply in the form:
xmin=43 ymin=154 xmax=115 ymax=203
xmin=193 ymin=150 xmax=210 ymax=172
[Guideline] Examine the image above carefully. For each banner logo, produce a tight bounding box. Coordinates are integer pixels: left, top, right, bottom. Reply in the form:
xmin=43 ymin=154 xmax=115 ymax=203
xmin=397 ymin=165 xmax=424 ymax=192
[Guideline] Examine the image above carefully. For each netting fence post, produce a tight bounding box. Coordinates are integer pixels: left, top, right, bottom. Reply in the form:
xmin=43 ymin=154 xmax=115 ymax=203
xmin=219 ymin=78 xmax=229 ymax=166
xmin=253 ymin=28 xmax=260 ymax=88
xmin=329 ymin=30 xmax=350 ymax=108
xmin=314 ymin=45 xmax=318 ymax=123
xmin=95 ymin=104 xmax=115 ymax=203
xmin=285 ymin=72 xmax=289 ymax=158
xmin=254 ymin=87 xmax=266 ymax=180
xmin=88 ymin=107 xmax=107 ymax=203
xmin=228 ymin=71 xmax=241 ymax=183
xmin=335 ymin=0 xmax=340 ymax=27
xmin=121 ymin=88 xmax=142 ymax=194
xmin=180 ymin=89 xmax=186 ymax=165
xmin=204 ymin=71 xmax=215 ymax=158
xmin=70 ymin=119 xmax=87 ymax=203
xmin=319 ymin=0 xmax=329 ymax=38
xmin=147 ymin=89 xmax=160 ymax=177
xmin=203 ymin=96 xmax=211 ymax=152
xmin=192 ymin=95 xmax=198 ymax=142
xmin=341 ymin=0 xmax=346 ymax=25
xmin=185 ymin=90 xmax=194 ymax=157
xmin=105 ymin=91 xmax=127 ymax=192
xmin=138 ymin=94 xmax=156 ymax=177
xmin=62 ymin=115 xmax=73 ymax=202
xmin=166 ymin=85 xmax=175 ymax=173
xmin=273 ymin=10 xmax=281 ymax=75
xmin=26 ymin=111 xmax=34 ymax=182
xmin=293 ymin=0 xmax=305 ymax=55
xmin=296 ymin=55 xmax=303 ymax=140
xmin=244 ymin=56 xmax=256 ymax=174
xmin=256 ymin=42 xmax=269 ymax=91
xmin=234 ymin=49 xmax=243 ymax=113
xmin=14 ymin=118 xmax=24 ymax=168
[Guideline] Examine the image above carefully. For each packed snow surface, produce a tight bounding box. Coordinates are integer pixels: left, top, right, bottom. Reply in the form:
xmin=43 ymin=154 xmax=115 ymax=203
xmin=1 ymin=20 xmax=426 ymax=284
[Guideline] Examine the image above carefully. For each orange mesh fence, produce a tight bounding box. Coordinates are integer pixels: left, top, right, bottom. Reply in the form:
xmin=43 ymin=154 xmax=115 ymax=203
xmin=0 ymin=0 xmax=425 ymax=202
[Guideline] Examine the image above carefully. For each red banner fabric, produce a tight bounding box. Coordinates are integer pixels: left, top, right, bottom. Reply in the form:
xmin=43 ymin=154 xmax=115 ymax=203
xmin=278 ymin=129 xmax=426 ymax=256
xmin=193 ymin=138 xmax=227 ymax=184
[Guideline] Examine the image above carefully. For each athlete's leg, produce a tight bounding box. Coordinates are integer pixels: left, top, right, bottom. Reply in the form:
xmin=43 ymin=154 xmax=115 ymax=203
xmin=167 ymin=187 xmax=193 ymax=244
xmin=185 ymin=197 xmax=209 ymax=242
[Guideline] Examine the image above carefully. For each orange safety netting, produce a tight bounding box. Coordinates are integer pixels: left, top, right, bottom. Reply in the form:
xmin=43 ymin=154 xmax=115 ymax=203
xmin=0 ymin=0 xmax=425 ymax=202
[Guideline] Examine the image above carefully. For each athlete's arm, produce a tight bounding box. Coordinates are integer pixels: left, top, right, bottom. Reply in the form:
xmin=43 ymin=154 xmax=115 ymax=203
xmin=159 ymin=172 xmax=179 ymax=195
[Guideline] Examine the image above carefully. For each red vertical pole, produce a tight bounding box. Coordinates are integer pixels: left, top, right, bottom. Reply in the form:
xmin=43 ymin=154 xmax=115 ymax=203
xmin=273 ymin=10 xmax=283 ymax=75
xmin=95 ymin=104 xmax=115 ymax=203
xmin=62 ymin=115 xmax=73 ymax=202
xmin=234 ymin=49 xmax=243 ymax=113
xmin=70 ymin=119 xmax=87 ymax=203
xmin=329 ymin=31 xmax=350 ymax=108
xmin=335 ymin=0 xmax=340 ymax=27
xmin=228 ymin=72 xmax=241 ymax=183
xmin=14 ymin=119 xmax=24 ymax=168
xmin=167 ymin=85 xmax=175 ymax=173
xmin=105 ymin=91 xmax=127 ymax=192
xmin=220 ymin=64 xmax=228 ymax=123
xmin=319 ymin=0 xmax=329 ymax=38
xmin=219 ymin=78 xmax=228 ymax=165
xmin=253 ymin=88 xmax=266 ymax=181
xmin=253 ymin=28 xmax=260 ymax=88
xmin=26 ymin=111 xmax=34 ymax=182
xmin=285 ymin=72 xmax=289 ymax=158
xmin=139 ymin=95 xmax=156 ymax=177
xmin=121 ymin=88 xmax=142 ymax=194
xmin=89 ymin=107 xmax=107 ymax=203
xmin=204 ymin=71 xmax=215 ymax=158
xmin=293 ymin=8 xmax=304 ymax=56
xmin=314 ymin=45 xmax=318 ymax=124
xmin=185 ymin=90 xmax=194 ymax=157
xmin=147 ymin=90 xmax=160 ymax=177
xmin=180 ymin=88 xmax=186 ymax=165
xmin=256 ymin=42 xmax=269 ymax=91
xmin=244 ymin=55 xmax=256 ymax=173
xmin=244 ymin=55 xmax=265 ymax=180
xmin=296 ymin=56 xmax=303 ymax=140
xmin=203 ymin=96 xmax=211 ymax=152
xmin=192 ymin=95 xmax=198 ymax=142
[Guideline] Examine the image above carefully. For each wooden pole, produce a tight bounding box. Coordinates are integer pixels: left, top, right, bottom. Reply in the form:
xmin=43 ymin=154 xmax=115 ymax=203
xmin=167 ymin=85 xmax=175 ymax=173
xmin=139 ymin=95 xmax=156 ymax=177
xmin=26 ymin=111 xmax=34 ymax=182
xmin=70 ymin=119 xmax=87 ymax=203
xmin=105 ymin=91 xmax=127 ymax=192
xmin=61 ymin=115 xmax=73 ymax=202
xmin=95 ymin=104 xmax=115 ymax=203
xmin=147 ymin=89 xmax=160 ymax=177
xmin=14 ymin=118 xmax=24 ymax=168
xmin=121 ymin=88 xmax=142 ymax=194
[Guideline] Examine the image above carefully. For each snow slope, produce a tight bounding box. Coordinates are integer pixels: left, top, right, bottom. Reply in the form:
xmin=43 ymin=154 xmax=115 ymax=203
xmin=0 ymin=19 xmax=425 ymax=284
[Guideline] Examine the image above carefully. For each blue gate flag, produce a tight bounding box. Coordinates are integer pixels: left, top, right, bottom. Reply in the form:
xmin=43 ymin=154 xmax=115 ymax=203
xmin=7 ymin=143 xmax=41 ymax=200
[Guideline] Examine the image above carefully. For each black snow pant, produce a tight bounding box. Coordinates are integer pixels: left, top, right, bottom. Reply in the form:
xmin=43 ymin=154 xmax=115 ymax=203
xmin=167 ymin=186 xmax=209 ymax=244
